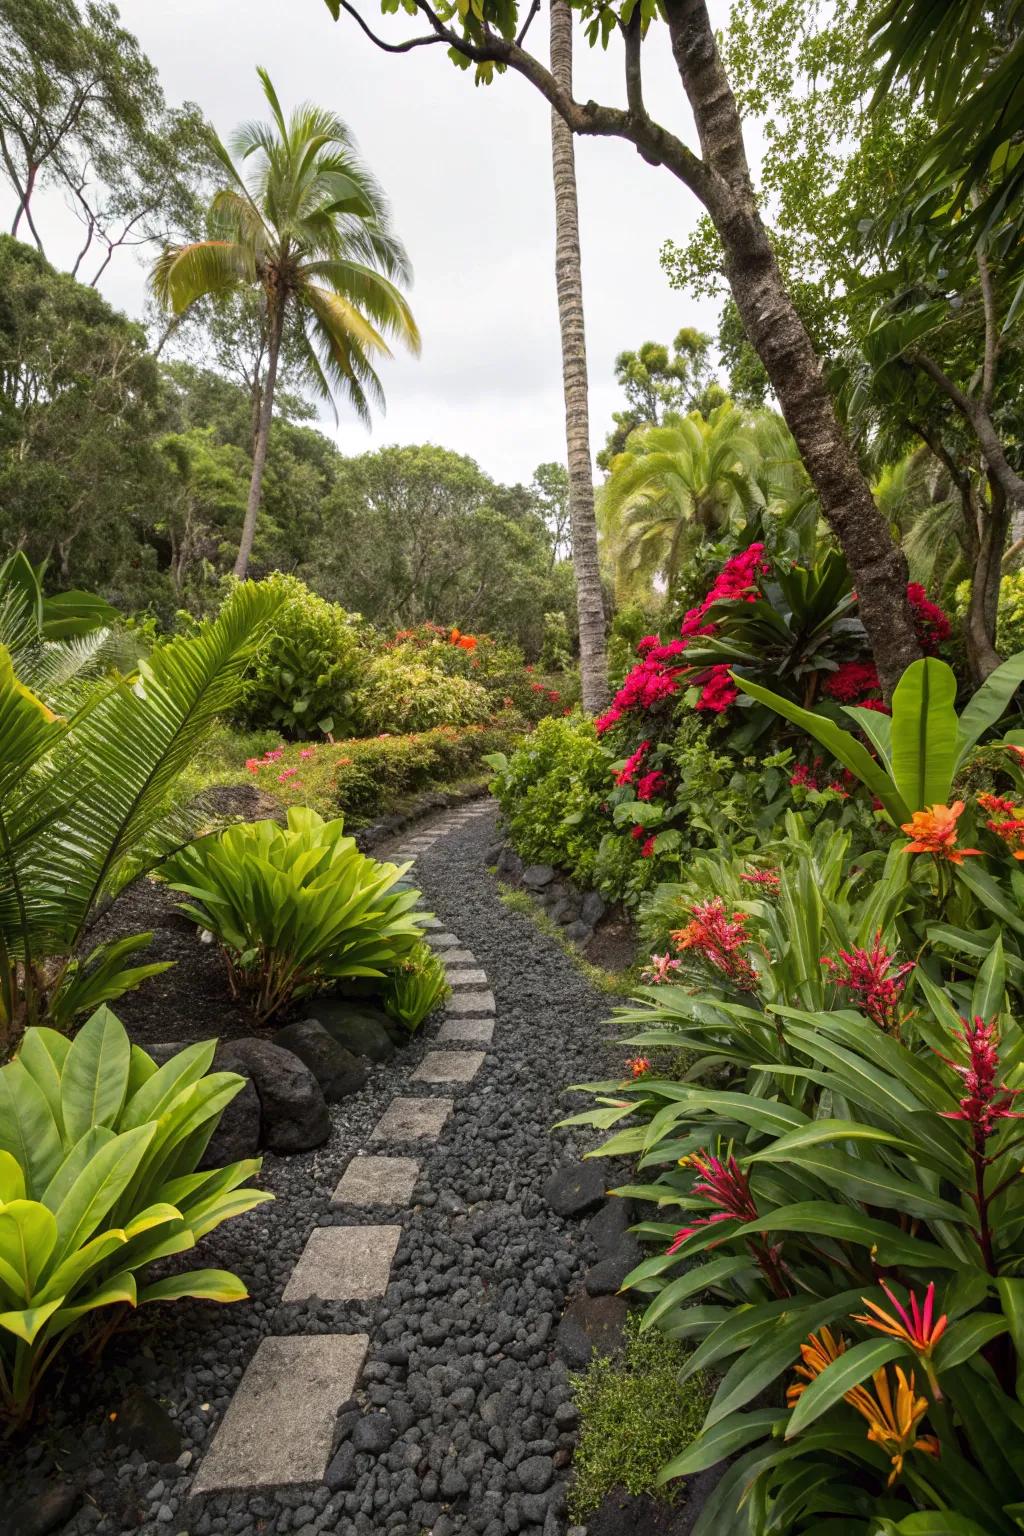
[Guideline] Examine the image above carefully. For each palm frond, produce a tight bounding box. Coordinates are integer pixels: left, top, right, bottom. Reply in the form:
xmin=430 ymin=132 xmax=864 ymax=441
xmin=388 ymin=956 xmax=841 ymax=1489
xmin=150 ymin=241 xmax=256 ymax=315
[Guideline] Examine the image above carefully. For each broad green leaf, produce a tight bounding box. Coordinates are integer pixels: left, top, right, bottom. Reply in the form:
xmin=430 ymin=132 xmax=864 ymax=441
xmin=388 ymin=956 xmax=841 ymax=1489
xmin=51 ymin=1124 xmax=155 ymax=1265
xmin=890 ymin=657 xmax=960 ymax=811
xmin=784 ymin=1336 xmax=905 ymax=1437
xmin=657 ymin=1408 xmax=784 ymax=1478
xmin=0 ymin=1058 xmax=62 ymax=1198
xmin=958 ymin=652 xmax=1024 ymax=760
xmin=972 ymin=934 xmax=1006 ymax=1021
xmin=138 ymin=1268 xmax=248 ymax=1304
xmin=16 ymin=1029 xmax=70 ymax=1137
xmin=996 ymin=1277 xmax=1024 ymax=1399
xmin=0 ymin=1149 xmax=25 ymax=1202
xmin=731 ymin=674 xmax=909 ymax=822
xmin=47 ymin=1270 xmax=137 ymax=1331
xmin=0 ymin=1200 xmax=57 ymax=1296
xmin=933 ymin=1314 xmax=1009 ymax=1371
xmin=641 ymin=1256 xmax=755 ymax=1330
xmin=60 ymin=1007 xmax=131 ymax=1143
xmin=734 ymin=1202 xmax=961 ymax=1268
xmin=0 ymin=1297 xmax=65 ymax=1344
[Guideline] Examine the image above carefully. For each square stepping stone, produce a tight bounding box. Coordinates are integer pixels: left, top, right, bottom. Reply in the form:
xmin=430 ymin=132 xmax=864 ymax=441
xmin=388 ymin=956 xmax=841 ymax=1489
xmin=447 ymin=990 xmax=495 ymax=1016
xmin=411 ymin=1051 xmax=486 ymax=1084
xmin=437 ymin=1017 xmax=494 ymax=1045
xmin=419 ymin=915 xmax=442 ymax=929
xmin=444 ymin=966 xmax=488 ymax=986
xmin=426 ymin=931 xmax=460 ymax=949
xmin=370 ymin=1095 xmax=454 ymax=1142
xmin=282 ymin=1225 xmax=401 ymax=1302
xmin=332 ymin=1155 xmax=420 ymax=1207
xmin=191 ymin=1334 xmax=368 ymax=1493
xmin=443 ymin=948 xmax=477 ymax=965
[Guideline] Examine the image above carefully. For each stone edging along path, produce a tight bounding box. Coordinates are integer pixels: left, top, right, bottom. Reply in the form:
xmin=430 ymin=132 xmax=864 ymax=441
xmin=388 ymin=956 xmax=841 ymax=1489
xmin=192 ymin=803 xmax=497 ymax=1499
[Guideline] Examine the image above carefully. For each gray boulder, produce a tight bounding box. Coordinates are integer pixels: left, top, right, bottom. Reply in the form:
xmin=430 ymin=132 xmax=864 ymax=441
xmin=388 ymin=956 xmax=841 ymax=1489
xmin=272 ymin=1019 xmax=368 ymax=1101
xmin=306 ymin=999 xmax=397 ymax=1063
xmin=581 ymin=890 xmax=607 ymax=926
xmin=543 ymin=1160 xmax=606 ymax=1218
xmin=522 ymin=864 xmax=556 ymax=890
xmin=496 ymin=846 xmax=524 ymax=880
xmin=218 ymin=1037 xmax=330 ymax=1153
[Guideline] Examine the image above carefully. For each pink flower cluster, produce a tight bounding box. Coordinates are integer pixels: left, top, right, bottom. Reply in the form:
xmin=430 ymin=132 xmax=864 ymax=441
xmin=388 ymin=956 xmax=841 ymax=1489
xmin=824 ymin=661 xmax=881 ymax=703
xmin=641 ymin=952 xmax=681 ymax=984
xmin=908 ymin=584 xmax=951 ymax=654
xmin=245 ymin=743 xmax=316 ymax=789
xmin=615 ymin=740 xmax=650 ymax=786
xmin=821 ymin=932 xmax=914 ymax=1035
xmin=596 ymin=544 xmax=769 ymax=734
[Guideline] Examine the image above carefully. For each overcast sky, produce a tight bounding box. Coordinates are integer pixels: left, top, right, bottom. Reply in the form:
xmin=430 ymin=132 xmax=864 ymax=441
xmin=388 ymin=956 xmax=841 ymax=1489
xmin=3 ymin=0 xmax=733 ymax=486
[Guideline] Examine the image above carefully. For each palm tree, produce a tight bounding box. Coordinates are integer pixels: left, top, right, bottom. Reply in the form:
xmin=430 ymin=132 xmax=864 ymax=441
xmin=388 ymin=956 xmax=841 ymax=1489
xmin=152 ymin=69 xmax=420 ymax=579
xmin=600 ymin=404 xmax=765 ymax=595
xmin=549 ymin=0 xmax=608 ymax=712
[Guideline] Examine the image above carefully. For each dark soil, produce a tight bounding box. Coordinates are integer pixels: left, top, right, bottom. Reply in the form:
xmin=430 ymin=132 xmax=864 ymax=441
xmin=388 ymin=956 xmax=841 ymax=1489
xmin=88 ymin=877 xmax=258 ymax=1046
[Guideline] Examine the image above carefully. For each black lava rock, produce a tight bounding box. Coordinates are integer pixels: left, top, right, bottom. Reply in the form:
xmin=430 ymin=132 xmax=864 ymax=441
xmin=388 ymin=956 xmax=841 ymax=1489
xmin=584 ymin=1242 xmax=643 ymax=1295
xmin=272 ymin=1019 xmax=369 ymax=1101
xmin=543 ymin=1160 xmax=606 ymax=1218
xmin=522 ymin=864 xmax=556 ymax=890
xmin=9 ymin=1483 xmax=83 ymax=1536
xmin=581 ymin=890 xmax=607 ymax=926
xmin=556 ymin=1294 xmax=629 ymax=1368
xmin=564 ymin=919 xmax=594 ymax=946
xmin=496 ymin=846 xmax=524 ymax=880
xmin=308 ymin=1000 xmax=397 ymax=1063
xmin=114 ymin=1389 xmax=182 ymax=1461
xmin=217 ymin=1037 xmax=330 ymax=1152
xmin=350 ymin=1413 xmax=395 ymax=1454
xmin=324 ymin=1442 xmax=359 ymax=1491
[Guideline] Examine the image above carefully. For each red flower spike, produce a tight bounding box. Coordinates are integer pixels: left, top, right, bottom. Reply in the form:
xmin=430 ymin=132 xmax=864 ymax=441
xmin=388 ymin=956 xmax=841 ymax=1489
xmin=936 ymin=1015 xmax=1024 ymax=1142
xmin=821 ymin=932 xmax=914 ymax=1034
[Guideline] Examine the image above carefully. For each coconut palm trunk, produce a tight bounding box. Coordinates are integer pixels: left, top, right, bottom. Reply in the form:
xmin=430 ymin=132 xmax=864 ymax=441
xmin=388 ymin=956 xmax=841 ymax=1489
xmin=549 ymin=0 xmax=608 ymax=713
xmin=234 ymin=295 xmax=285 ymax=579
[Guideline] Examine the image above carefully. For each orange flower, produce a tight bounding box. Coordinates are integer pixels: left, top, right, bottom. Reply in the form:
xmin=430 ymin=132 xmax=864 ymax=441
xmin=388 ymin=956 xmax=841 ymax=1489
xmin=900 ymin=802 xmax=980 ymax=864
xmin=788 ymin=1332 xmax=939 ymax=1486
xmin=854 ymin=1365 xmax=940 ymax=1486
xmin=458 ymin=635 xmax=478 ymax=651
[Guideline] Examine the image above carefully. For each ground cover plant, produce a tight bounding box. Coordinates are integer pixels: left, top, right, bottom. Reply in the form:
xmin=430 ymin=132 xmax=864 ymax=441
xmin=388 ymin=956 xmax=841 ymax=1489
xmin=0 ymin=1007 xmax=269 ymax=1430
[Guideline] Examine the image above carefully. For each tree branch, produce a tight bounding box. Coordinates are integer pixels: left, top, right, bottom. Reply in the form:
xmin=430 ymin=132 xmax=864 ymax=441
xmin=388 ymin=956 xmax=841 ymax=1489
xmin=334 ymin=0 xmax=447 ymax=53
xmin=516 ymin=0 xmax=541 ymax=47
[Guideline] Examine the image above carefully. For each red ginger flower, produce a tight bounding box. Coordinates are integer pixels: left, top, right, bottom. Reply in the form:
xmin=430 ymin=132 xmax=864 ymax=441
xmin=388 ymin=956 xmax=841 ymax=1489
xmin=667 ymin=1150 xmax=759 ymax=1253
xmin=741 ymin=867 xmax=780 ymax=890
xmin=900 ymin=802 xmax=980 ymax=864
xmin=937 ymin=1015 xmax=1024 ymax=1143
xmin=820 ymin=931 xmax=914 ymax=1035
xmin=672 ymin=897 xmax=758 ymax=989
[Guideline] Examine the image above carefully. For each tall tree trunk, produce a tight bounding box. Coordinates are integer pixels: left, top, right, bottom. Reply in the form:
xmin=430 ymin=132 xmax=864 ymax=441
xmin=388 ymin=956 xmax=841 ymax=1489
xmin=234 ymin=299 xmax=284 ymax=580
xmin=966 ymin=478 xmax=1010 ymax=684
xmin=549 ymin=0 xmax=608 ymax=713
xmin=665 ymin=0 xmax=920 ymax=696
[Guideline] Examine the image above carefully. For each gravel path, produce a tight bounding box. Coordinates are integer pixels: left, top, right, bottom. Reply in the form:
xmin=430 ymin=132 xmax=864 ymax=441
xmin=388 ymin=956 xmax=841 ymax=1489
xmin=7 ymin=801 xmax=626 ymax=1536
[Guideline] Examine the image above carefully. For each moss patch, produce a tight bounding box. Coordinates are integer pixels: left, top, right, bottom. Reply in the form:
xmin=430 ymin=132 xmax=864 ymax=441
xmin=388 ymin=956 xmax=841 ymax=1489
xmin=568 ymin=1314 xmax=711 ymax=1521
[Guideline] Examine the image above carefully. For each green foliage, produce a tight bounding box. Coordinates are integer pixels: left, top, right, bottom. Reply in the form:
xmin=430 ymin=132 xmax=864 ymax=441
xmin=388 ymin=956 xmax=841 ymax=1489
xmin=956 ymin=573 xmax=1024 ymax=659
xmin=356 ymin=652 xmax=492 ymax=734
xmin=539 ymin=611 xmax=572 ymax=672
xmin=237 ymin=573 xmax=363 ymax=738
xmin=0 ymin=581 xmax=283 ymax=1054
xmin=161 ymin=806 xmax=428 ymax=1023
xmin=0 ymin=1006 xmax=269 ymax=1428
xmin=487 ymin=716 xmax=614 ymax=888
xmin=382 ymin=941 xmax=450 ymax=1032
xmin=250 ymin=721 xmax=521 ymax=822
xmin=738 ymin=653 xmax=1024 ymax=820
xmin=568 ymin=1313 xmax=711 ymax=1519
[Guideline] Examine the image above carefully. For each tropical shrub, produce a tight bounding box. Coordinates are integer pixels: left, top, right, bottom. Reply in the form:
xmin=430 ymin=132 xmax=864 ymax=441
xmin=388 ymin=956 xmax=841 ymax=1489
xmin=355 ymin=651 xmax=492 ymax=733
xmin=246 ymin=720 xmax=523 ymax=821
xmin=382 ymin=941 xmax=449 ymax=1031
xmin=0 ymin=581 xmax=282 ymax=1056
xmin=957 ymin=571 xmax=1024 ymax=660
xmin=487 ymin=716 xmax=614 ymax=888
xmin=539 ymin=610 xmax=572 ymax=672
xmin=239 ymin=573 xmax=363 ymax=738
xmin=161 ymin=806 xmax=428 ymax=1022
xmin=0 ymin=1007 xmax=269 ymax=1429
xmin=383 ymin=622 xmax=577 ymax=722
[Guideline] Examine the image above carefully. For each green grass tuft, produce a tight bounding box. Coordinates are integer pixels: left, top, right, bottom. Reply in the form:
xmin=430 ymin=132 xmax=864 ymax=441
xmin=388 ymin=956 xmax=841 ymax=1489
xmin=567 ymin=1313 xmax=711 ymax=1521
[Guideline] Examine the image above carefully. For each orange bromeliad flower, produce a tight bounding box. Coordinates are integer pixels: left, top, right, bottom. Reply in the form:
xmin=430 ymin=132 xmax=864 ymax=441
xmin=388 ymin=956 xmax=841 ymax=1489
xmin=788 ymin=1332 xmax=940 ymax=1486
xmin=854 ymin=1282 xmax=948 ymax=1398
xmin=900 ymin=801 xmax=980 ymax=864
xmin=856 ymin=1366 xmax=940 ymax=1486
